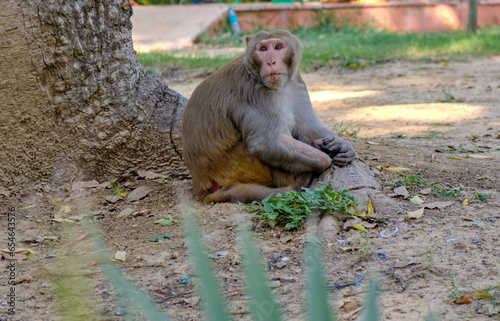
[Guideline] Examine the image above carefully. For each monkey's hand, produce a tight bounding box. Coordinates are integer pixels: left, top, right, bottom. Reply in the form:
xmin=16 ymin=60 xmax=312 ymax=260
xmin=313 ymin=136 xmax=355 ymax=167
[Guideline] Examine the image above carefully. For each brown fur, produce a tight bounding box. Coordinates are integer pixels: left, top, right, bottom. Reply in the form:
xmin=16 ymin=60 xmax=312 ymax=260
xmin=181 ymin=30 xmax=355 ymax=202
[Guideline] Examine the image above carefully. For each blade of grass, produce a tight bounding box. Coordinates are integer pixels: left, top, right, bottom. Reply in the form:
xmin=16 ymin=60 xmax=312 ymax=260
xmin=239 ymin=226 xmax=282 ymax=321
xmin=424 ymin=312 xmax=438 ymax=321
xmin=364 ymin=276 xmax=380 ymax=321
xmin=183 ymin=207 xmax=230 ymax=321
xmin=305 ymin=235 xmax=335 ymax=321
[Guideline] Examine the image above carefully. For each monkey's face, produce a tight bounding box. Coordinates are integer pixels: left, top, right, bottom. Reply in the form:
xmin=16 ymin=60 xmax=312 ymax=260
xmin=244 ymin=30 xmax=302 ymax=90
xmin=253 ymin=38 xmax=292 ymax=90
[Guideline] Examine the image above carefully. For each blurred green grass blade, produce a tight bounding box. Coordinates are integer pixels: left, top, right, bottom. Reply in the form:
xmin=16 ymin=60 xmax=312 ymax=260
xmin=87 ymin=221 xmax=170 ymax=321
xmin=184 ymin=208 xmax=231 ymax=321
xmin=305 ymin=237 xmax=335 ymax=321
xmin=239 ymin=226 xmax=282 ymax=321
xmin=364 ymin=277 xmax=380 ymax=321
xmin=425 ymin=312 xmax=438 ymax=321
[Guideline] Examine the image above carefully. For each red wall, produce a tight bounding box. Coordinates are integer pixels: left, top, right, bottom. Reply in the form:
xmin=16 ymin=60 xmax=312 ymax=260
xmin=230 ymin=1 xmax=500 ymax=32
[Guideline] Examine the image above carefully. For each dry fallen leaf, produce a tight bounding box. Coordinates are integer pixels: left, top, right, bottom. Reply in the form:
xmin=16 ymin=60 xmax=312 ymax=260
xmin=452 ymin=294 xmax=473 ymax=304
xmin=343 ymin=301 xmax=360 ymax=312
xmin=72 ymin=180 xmax=108 ymax=191
xmin=183 ymin=296 xmax=200 ymax=306
xmin=419 ymin=188 xmax=432 ymax=195
xmin=410 ymin=195 xmax=424 ymax=205
xmin=361 ymin=221 xmax=378 ymax=229
xmin=131 ymin=209 xmax=151 ymax=218
xmin=127 ymin=186 xmax=155 ymax=202
xmin=384 ymin=167 xmax=411 ymax=172
xmin=51 ymin=218 xmax=77 ymax=223
xmin=104 ymin=195 xmax=123 ymax=204
xmin=462 ymin=198 xmax=469 ymax=205
xmin=465 ymin=154 xmax=493 ymax=159
xmin=394 ymin=185 xmax=409 ymax=198
xmin=1 ymin=248 xmax=38 ymax=261
xmin=473 ymin=290 xmax=490 ymax=299
xmin=407 ymin=208 xmax=424 ymax=219
xmin=343 ymin=219 xmax=362 ymax=230
xmin=115 ymin=251 xmax=126 ymax=262
xmin=353 ymin=224 xmax=368 ymax=233
xmin=422 ymin=201 xmax=454 ymax=209
xmin=137 ymin=170 xmax=166 ymax=179
xmin=341 ymin=246 xmax=361 ymax=252
xmin=117 ymin=208 xmax=136 ymax=219
xmin=367 ymin=199 xmax=374 ymax=215
xmin=459 ymin=219 xmax=485 ymax=229
xmin=447 ymin=156 xmax=462 ymax=160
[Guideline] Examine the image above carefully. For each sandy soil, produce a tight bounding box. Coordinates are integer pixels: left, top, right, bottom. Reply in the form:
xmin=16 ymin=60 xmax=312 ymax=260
xmin=1 ymin=56 xmax=499 ymax=321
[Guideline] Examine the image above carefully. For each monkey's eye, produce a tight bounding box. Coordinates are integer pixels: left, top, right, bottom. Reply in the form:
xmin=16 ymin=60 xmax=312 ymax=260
xmin=260 ymin=46 xmax=267 ymax=52
xmin=275 ymin=44 xmax=283 ymax=50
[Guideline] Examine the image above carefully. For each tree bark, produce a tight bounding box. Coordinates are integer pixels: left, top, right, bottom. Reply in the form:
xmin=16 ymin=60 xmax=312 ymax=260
xmin=467 ymin=0 xmax=478 ymax=34
xmin=0 ymin=0 xmax=187 ymax=193
xmin=1 ymin=1 xmax=397 ymax=223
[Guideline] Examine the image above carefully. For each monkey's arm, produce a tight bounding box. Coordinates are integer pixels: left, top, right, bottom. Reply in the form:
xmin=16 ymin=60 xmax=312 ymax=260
xmin=239 ymin=109 xmax=331 ymax=174
xmin=290 ymin=81 xmax=355 ymax=166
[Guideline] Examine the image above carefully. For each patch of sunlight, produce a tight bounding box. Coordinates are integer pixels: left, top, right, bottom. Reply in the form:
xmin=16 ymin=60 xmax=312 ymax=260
xmin=340 ymin=103 xmax=486 ymax=123
xmin=309 ymin=90 xmax=379 ymax=103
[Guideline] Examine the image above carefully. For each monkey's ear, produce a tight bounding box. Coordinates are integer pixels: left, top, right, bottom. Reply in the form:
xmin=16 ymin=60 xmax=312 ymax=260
xmin=245 ymin=35 xmax=252 ymax=43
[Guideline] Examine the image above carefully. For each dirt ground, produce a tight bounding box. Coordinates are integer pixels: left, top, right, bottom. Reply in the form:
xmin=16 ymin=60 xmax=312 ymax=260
xmin=1 ymin=56 xmax=499 ymax=321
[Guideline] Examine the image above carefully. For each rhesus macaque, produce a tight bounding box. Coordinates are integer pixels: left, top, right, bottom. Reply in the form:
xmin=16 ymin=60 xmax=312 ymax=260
xmin=181 ymin=30 xmax=355 ymax=203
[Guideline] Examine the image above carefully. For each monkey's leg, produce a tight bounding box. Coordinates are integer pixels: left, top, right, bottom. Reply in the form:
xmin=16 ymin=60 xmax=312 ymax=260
xmin=202 ymin=183 xmax=293 ymax=203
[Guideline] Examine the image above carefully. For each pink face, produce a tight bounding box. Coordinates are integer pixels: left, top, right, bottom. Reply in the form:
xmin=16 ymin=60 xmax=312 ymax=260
xmin=255 ymin=38 xmax=289 ymax=88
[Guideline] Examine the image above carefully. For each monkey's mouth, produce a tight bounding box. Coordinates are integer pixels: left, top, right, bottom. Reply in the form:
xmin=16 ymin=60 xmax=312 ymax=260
xmin=267 ymin=73 xmax=285 ymax=82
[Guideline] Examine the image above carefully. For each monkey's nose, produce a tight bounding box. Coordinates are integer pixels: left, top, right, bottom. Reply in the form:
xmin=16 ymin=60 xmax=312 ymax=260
xmin=267 ymin=61 xmax=276 ymax=66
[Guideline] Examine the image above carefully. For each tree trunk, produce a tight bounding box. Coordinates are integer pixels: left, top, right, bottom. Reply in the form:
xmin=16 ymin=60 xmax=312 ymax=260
xmin=0 ymin=0 xmax=187 ymax=193
xmin=467 ymin=0 xmax=478 ymax=34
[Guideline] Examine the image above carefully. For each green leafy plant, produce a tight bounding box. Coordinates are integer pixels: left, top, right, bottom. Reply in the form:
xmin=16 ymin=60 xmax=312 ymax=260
xmin=393 ymin=174 xmax=426 ymax=188
xmin=473 ymin=192 xmax=491 ymax=202
xmin=411 ymin=130 xmax=447 ymax=139
xmin=431 ymin=186 xmax=464 ymax=198
xmin=437 ymin=91 xmax=465 ymax=103
xmin=243 ymin=181 xmax=357 ymax=230
xmin=154 ymin=215 xmax=178 ymax=225
xmin=110 ymin=182 xmax=129 ymax=197
xmin=143 ymin=233 xmax=174 ymax=243
xmin=331 ymin=120 xmax=361 ymax=137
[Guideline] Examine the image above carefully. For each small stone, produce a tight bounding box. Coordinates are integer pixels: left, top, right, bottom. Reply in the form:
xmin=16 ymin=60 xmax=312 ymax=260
xmin=115 ymin=307 xmax=127 ymax=316
xmin=232 ymin=255 xmax=242 ymax=265
xmin=183 ymin=296 xmax=200 ymax=306
xmin=454 ymin=243 xmax=467 ymax=250
xmin=275 ymin=261 xmax=287 ymax=269
xmin=216 ymin=250 xmax=229 ymax=257
xmin=269 ymin=280 xmax=281 ymax=288
xmin=117 ymin=208 xmax=136 ymax=219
